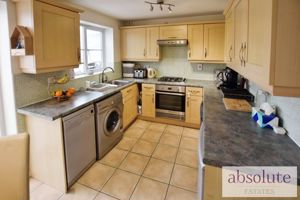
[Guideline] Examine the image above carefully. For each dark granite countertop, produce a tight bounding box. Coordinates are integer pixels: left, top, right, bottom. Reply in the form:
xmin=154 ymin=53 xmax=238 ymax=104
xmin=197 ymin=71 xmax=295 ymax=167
xmin=202 ymin=82 xmax=300 ymax=185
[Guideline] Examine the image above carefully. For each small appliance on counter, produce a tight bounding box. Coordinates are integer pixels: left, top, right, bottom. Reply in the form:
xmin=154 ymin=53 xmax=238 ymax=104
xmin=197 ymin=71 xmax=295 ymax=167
xmin=147 ymin=67 xmax=157 ymax=78
xmin=122 ymin=63 xmax=135 ymax=78
xmin=134 ymin=68 xmax=147 ymax=79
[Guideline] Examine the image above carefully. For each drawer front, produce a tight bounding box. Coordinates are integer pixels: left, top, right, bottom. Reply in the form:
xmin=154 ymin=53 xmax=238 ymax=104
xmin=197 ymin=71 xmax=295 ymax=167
xmin=121 ymin=84 xmax=137 ymax=97
xmin=186 ymin=87 xmax=203 ymax=96
xmin=142 ymin=84 xmax=155 ymax=92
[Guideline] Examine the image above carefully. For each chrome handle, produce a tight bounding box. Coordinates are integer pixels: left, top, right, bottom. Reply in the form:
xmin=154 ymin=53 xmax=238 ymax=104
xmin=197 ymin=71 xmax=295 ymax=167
xmin=152 ymin=94 xmax=154 ymax=103
xmin=204 ymin=48 xmax=207 ymax=58
xmin=229 ymin=46 xmax=232 ymax=62
xmin=155 ymin=91 xmax=186 ymax=96
xmin=243 ymin=42 xmax=247 ymax=66
xmin=188 ymin=48 xmax=191 ymax=58
xmin=239 ymin=44 xmax=243 ymax=65
xmin=77 ymin=47 xmax=80 ymax=62
xmin=144 ymin=49 xmax=146 ymax=56
xmin=168 ymin=36 xmax=177 ymax=39
xmin=156 ymin=47 xmax=158 ymax=57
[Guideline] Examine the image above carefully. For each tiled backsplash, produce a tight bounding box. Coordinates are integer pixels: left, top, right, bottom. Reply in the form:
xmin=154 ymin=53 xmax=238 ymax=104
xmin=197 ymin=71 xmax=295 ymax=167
xmin=249 ymin=81 xmax=300 ymax=147
xmin=14 ymin=63 xmax=122 ymax=132
xmin=137 ymin=46 xmax=226 ymax=80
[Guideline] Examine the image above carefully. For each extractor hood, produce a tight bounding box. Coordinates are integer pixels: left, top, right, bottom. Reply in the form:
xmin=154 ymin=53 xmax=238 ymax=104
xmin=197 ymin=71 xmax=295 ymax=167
xmin=157 ymin=39 xmax=188 ymax=46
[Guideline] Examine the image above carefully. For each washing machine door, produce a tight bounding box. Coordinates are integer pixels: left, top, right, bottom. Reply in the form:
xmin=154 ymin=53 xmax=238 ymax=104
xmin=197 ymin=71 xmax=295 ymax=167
xmin=104 ymin=108 xmax=121 ymax=136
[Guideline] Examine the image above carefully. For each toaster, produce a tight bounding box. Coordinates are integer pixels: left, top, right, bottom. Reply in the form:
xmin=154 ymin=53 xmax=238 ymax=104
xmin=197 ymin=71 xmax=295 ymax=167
xmin=134 ymin=68 xmax=147 ymax=79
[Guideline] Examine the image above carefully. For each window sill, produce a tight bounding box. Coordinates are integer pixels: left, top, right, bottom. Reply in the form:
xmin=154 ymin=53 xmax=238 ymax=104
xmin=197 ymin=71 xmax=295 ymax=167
xmin=73 ymin=71 xmax=101 ymax=80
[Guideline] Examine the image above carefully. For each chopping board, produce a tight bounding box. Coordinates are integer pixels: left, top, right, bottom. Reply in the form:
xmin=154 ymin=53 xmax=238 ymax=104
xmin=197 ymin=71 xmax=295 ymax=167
xmin=223 ymin=98 xmax=252 ymax=112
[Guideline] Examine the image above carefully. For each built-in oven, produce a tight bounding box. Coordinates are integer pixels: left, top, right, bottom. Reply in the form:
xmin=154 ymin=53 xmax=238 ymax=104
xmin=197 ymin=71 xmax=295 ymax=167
xmin=155 ymin=85 xmax=186 ymax=120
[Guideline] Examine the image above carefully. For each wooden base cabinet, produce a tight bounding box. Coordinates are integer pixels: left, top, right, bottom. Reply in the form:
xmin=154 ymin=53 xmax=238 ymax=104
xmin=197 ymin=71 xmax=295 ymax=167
xmin=185 ymin=87 xmax=203 ymax=126
xmin=142 ymin=84 xmax=155 ymax=118
xmin=121 ymin=84 xmax=138 ymax=129
xmin=13 ymin=0 xmax=82 ymax=74
xmin=224 ymin=0 xmax=300 ymax=97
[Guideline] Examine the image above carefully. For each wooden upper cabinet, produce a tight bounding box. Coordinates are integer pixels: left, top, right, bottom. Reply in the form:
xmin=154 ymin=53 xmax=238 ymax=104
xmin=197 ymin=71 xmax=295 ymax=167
xmin=203 ymin=24 xmax=225 ymax=61
xmin=146 ymin=27 xmax=160 ymax=60
xmin=13 ymin=0 xmax=82 ymax=74
xmin=159 ymin=25 xmax=188 ymax=40
xmin=225 ymin=10 xmax=235 ymax=64
xmin=121 ymin=28 xmax=146 ymax=61
xmin=121 ymin=27 xmax=159 ymax=61
xmin=188 ymin=24 xmax=204 ymax=60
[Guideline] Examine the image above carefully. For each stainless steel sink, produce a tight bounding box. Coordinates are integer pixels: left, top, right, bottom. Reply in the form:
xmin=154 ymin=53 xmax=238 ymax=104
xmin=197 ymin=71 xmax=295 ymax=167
xmin=87 ymin=82 xmax=118 ymax=92
xmin=109 ymin=79 xmax=133 ymax=86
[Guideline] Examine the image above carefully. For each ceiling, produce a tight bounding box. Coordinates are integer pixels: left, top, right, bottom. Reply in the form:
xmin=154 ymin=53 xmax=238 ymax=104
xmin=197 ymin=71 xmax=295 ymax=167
xmin=67 ymin=0 xmax=227 ymax=21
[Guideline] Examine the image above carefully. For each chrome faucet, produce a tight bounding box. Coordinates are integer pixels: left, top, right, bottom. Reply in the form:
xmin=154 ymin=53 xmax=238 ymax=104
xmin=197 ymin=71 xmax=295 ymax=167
xmin=101 ymin=67 xmax=115 ymax=83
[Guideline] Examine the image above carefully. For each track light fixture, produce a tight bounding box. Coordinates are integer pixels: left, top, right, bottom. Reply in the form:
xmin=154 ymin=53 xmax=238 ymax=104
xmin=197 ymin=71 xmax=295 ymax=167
xmin=145 ymin=0 xmax=175 ymax=12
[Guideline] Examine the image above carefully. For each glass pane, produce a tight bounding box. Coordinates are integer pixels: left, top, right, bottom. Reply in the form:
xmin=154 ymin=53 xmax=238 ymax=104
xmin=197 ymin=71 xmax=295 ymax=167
xmin=74 ymin=63 xmax=85 ymax=75
xmin=106 ymin=110 xmax=119 ymax=133
xmin=80 ymin=26 xmax=85 ymax=49
xmin=87 ymin=29 xmax=102 ymax=50
xmin=87 ymin=50 xmax=103 ymax=68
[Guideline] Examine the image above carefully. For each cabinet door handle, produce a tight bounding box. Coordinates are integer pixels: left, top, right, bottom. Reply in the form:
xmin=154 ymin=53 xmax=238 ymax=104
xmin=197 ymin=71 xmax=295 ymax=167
xmin=239 ymin=44 xmax=243 ymax=65
xmin=152 ymin=94 xmax=154 ymax=103
xmin=243 ymin=42 xmax=247 ymax=66
xmin=127 ymin=89 xmax=132 ymax=93
xmin=77 ymin=47 xmax=81 ymax=62
xmin=168 ymin=36 xmax=177 ymax=39
xmin=229 ymin=46 xmax=232 ymax=62
xmin=144 ymin=49 xmax=146 ymax=57
xmin=204 ymin=48 xmax=207 ymax=58
xmin=156 ymin=47 xmax=158 ymax=57
xmin=188 ymin=48 xmax=191 ymax=58
xmin=187 ymin=97 xmax=190 ymax=107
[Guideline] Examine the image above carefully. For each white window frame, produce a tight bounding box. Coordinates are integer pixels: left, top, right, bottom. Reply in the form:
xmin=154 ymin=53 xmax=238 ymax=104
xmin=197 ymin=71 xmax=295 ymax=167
xmin=76 ymin=24 xmax=106 ymax=75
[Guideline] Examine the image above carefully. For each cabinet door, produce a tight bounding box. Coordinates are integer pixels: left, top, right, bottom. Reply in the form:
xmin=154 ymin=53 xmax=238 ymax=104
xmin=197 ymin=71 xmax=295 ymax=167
xmin=225 ymin=10 xmax=235 ymax=63
xmin=203 ymin=24 xmax=225 ymax=61
xmin=121 ymin=28 xmax=146 ymax=61
xmin=188 ymin=24 xmax=204 ymax=60
xmin=122 ymin=85 xmax=138 ymax=129
xmin=146 ymin=27 xmax=160 ymax=60
xmin=142 ymin=84 xmax=155 ymax=118
xmin=159 ymin=25 xmax=188 ymax=40
xmin=186 ymin=95 xmax=202 ymax=125
xmin=34 ymin=1 xmax=80 ymax=69
xmin=234 ymin=0 xmax=248 ymax=69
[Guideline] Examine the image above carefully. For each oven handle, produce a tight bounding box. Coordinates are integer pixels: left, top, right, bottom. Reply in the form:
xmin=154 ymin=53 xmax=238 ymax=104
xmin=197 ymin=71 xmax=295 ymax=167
xmin=155 ymin=91 xmax=186 ymax=96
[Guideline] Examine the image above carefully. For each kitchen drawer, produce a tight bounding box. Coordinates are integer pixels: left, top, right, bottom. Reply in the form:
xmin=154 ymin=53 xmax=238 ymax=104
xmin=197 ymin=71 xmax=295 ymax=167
xmin=142 ymin=84 xmax=155 ymax=92
xmin=186 ymin=87 xmax=203 ymax=96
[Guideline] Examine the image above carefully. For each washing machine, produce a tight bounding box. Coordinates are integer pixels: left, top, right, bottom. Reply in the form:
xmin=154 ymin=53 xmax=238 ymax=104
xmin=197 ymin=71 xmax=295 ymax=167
xmin=95 ymin=92 xmax=123 ymax=159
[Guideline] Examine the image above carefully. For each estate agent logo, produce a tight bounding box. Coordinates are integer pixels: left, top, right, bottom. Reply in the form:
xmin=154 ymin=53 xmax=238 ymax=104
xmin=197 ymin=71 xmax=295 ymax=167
xmin=222 ymin=166 xmax=297 ymax=197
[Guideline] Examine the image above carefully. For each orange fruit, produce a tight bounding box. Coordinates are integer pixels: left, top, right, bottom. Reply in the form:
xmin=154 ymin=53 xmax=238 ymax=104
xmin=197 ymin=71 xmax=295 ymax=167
xmin=66 ymin=91 xmax=72 ymax=97
xmin=67 ymin=87 xmax=76 ymax=94
xmin=54 ymin=90 xmax=63 ymax=97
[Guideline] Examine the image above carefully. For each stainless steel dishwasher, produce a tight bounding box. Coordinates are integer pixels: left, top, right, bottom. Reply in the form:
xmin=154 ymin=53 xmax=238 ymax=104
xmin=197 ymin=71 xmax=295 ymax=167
xmin=62 ymin=105 xmax=96 ymax=187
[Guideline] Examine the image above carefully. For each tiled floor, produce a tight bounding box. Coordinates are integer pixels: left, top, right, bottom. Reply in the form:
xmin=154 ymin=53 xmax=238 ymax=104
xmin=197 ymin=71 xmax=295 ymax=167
xmin=30 ymin=120 xmax=200 ymax=200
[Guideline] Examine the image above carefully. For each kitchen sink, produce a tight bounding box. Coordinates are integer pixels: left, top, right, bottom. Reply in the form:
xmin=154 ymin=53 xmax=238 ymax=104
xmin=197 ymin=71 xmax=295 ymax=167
xmin=109 ymin=79 xmax=133 ymax=86
xmin=87 ymin=82 xmax=118 ymax=92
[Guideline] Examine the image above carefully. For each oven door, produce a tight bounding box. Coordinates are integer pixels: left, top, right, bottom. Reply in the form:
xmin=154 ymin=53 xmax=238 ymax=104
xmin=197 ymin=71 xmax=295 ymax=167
xmin=155 ymin=91 xmax=185 ymax=119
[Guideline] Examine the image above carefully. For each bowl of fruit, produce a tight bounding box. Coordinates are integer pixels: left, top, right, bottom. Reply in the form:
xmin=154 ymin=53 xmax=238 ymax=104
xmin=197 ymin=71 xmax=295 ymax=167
xmin=53 ymin=87 xmax=76 ymax=102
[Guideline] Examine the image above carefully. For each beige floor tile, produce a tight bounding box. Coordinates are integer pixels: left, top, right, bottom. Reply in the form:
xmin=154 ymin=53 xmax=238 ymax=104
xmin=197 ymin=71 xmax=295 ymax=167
xmin=143 ymin=158 xmax=173 ymax=184
xmin=116 ymin=137 xmax=137 ymax=151
xmin=78 ymin=163 xmax=115 ymax=191
xmin=182 ymin=128 xmax=200 ymax=139
xmin=159 ymin=134 xmax=181 ymax=147
xmin=59 ymin=183 xmax=98 ymax=200
xmin=130 ymin=177 xmax=168 ymax=200
xmin=165 ymin=186 xmax=197 ymax=200
xmin=147 ymin=122 xmax=166 ymax=132
xmin=179 ymin=137 xmax=198 ymax=151
xmin=131 ymin=119 xmax=151 ymax=129
xmin=119 ymin=152 xmax=150 ymax=175
xmin=99 ymin=148 xmax=128 ymax=168
xmin=140 ymin=129 xmax=163 ymax=143
xmin=124 ymin=126 xmax=145 ymax=139
xmin=164 ymin=125 xmax=183 ymax=136
xmin=176 ymin=149 xmax=198 ymax=168
xmin=131 ymin=139 xmax=157 ymax=156
xmin=30 ymin=184 xmax=63 ymax=200
xmin=170 ymin=164 xmax=198 ymax=192
xmin=95 ymin=193 xmax=119 ymax=200
xmin=29 ymin=177 xmax=42 ymax=193
xmin=102 ymin=169 xmax=140 ymax=200
xmin=152 ymin=144 xmax=178 ymax=162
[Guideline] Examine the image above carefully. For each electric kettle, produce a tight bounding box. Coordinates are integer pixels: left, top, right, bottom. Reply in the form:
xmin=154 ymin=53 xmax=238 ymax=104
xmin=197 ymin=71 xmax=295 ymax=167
xmin=147 ymin=68 xmax=157 ymax=78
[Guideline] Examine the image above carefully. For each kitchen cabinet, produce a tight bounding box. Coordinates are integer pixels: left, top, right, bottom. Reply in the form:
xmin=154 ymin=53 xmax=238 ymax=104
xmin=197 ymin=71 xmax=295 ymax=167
xmin=121 ymin=84 xmax=138 ymax=129
xmin=13 ymin=0 xmax=81 ymax=74
xmin=159 ymin=25 xmax=188 ymax=40
xmin=185 ymin=87 xmax=203 ymax=126
xmin=142 ymin=84 xmax=155 ymax=118
xmin=224 ymin=9 xmax=234 ymax=64
xmin=120 ymin=27 xmax=159 ymax=61
xmin=188 ymin=23 xmax=225 ymax=62
xmin=224 ymin=0 xmax=300 ymax=97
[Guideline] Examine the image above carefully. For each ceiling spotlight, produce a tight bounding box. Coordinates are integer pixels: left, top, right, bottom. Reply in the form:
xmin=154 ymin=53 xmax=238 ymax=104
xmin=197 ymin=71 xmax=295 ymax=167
xmin=168 ymin=5 xmax=172 ymax=13
xmin=150 ymin=4 xmax=154 ymax=11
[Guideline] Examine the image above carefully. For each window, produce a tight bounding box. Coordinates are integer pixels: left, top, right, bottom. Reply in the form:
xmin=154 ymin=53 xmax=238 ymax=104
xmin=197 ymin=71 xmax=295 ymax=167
xmin=74 ymin=24 xmax=105 ymax=75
